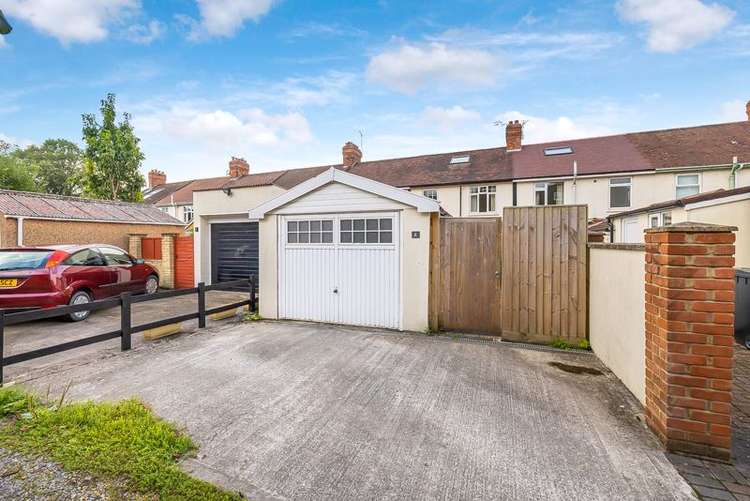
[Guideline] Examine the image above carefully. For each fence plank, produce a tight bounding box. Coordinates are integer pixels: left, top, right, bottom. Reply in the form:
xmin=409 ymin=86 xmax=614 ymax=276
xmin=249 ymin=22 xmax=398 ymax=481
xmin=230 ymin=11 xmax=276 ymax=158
xmin=502 ymin=205 xmax=588 ymax=344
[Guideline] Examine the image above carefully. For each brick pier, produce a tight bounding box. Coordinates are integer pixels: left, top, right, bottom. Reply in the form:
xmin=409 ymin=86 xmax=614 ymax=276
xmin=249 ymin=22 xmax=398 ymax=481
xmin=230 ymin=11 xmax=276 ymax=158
xmin=645 ymin=222 xmax=737 ymax=461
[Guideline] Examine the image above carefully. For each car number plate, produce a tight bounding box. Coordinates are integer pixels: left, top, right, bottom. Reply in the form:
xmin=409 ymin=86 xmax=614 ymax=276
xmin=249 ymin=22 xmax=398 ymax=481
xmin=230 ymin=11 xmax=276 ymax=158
xmin=0 ymin=279 xmax=18 ymax=288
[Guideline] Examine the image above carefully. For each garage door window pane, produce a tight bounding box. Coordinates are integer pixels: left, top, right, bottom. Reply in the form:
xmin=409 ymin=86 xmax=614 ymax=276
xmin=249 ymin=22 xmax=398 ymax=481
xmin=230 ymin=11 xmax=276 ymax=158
xmin=288 ymin=219 xmax=333 ymax=244
xmin=340 ymin=218 xmax=394 ymax=244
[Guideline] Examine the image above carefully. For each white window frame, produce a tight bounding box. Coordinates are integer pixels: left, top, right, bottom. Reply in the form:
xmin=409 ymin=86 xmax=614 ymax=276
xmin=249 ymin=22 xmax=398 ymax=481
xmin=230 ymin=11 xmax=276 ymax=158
xmin=675 ymin=173 xmax=700 ymax=199
xmin=183 ymin=205 xmax=194 ymax=223
xmin=609 ymin=177 xmax=632 ymax=209
xmin=649 ymin=211 xmax=672 ymax=228
xmin=469 ymin=185 xmax=496 ymax=214
xmin=285 ymin=217 xmax=335 ymax=245
xmin=534 ymin=182 xmax=564 ymax=206
xmin=423 ymin=189 xmax=438 ymax=201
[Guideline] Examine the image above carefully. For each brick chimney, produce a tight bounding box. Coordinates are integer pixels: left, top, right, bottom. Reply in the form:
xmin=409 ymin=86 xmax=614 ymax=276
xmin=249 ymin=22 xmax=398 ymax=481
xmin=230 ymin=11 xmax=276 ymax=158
xmin=228 ymin=157 xmax=249 ymax=177
xmin=147 ymin=169 xmax=166 ymax=188
xmin=342 ymin=142 xmax=362 ymax=169
xmin=506 ymin=120 xmax=523 ymax=152
xmin=746 ymin=100 xmax=750 ymax=120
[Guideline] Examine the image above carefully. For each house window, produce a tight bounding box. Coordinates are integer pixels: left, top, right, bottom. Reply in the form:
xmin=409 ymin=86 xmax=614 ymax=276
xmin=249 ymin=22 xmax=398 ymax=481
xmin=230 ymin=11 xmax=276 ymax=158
xmin=676 ymin=174 xmax=700 ymax=198
xmin=183 ymin=205 xmax=194 ymax=223
xmin=340 ymin=218 xmax=393 ymax=244
xmin=534 ymin=182 xmax=564 ymax=206
xmin=287 ymin=220 xmax=334 ymax=244
xmin=470 ymin=185 xmax=496 ymax=213
xmin=609 ymin=177 xmax=631 ymax=208
xmin=423 ymin=189 xmax=438 ymax=200
xmin=649 ymin=212 xmax=673 ymax=228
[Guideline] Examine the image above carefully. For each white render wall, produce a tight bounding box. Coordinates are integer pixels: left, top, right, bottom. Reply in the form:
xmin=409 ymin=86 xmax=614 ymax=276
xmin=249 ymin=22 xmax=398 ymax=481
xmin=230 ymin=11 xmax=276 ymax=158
xmin=589 ymin=245 xmax=646 ymax=404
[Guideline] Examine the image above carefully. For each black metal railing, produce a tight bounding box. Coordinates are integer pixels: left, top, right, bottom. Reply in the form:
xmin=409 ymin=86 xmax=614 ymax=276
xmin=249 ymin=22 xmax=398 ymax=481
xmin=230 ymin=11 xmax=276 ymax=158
xmin=0 ymin=277 xmax=257 ymax=385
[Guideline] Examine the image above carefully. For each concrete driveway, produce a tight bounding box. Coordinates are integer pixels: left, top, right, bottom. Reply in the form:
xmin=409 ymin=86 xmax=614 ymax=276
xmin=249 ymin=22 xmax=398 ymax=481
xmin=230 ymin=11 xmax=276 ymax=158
xmin=11 ymin=321 xmax=693 ymax=501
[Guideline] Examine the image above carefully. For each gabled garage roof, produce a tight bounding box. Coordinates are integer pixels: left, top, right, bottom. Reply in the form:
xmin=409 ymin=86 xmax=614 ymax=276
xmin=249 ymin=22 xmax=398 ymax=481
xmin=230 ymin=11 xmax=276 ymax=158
xmin=248 ymin=167 xmax=441 ymax=220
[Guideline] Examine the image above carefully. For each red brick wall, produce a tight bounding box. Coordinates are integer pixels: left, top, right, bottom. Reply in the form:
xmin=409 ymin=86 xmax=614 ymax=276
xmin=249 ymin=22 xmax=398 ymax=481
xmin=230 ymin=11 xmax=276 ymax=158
xmin=644 ymin=223 xmax=737 ymax=460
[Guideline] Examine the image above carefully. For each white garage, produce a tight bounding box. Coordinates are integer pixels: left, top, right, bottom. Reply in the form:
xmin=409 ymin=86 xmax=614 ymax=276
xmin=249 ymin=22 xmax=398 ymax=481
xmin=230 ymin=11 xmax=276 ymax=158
xmin=249 ymin=168 xmax=440 ymax=331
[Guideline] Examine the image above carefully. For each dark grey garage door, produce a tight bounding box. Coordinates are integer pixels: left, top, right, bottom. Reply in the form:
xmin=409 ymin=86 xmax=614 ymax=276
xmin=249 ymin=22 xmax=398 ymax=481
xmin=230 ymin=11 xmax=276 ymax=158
xmin=211 ymin=222 xmax=259 ymax=285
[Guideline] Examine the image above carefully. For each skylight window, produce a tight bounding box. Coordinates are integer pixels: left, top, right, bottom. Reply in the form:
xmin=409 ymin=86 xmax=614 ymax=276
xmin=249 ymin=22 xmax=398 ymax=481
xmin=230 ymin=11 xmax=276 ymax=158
xmin=544 ymin=146 xmax=573 ymax=156
xmin=449 ymin=155 xmax=470 ymax=164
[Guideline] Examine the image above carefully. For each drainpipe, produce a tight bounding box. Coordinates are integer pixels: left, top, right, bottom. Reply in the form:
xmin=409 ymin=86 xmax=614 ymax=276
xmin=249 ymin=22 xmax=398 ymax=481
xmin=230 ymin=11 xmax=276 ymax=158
xmin=572 ymin=161 xmax=578 ymax=204
xmin=730 ymin=156 xmax=749 ymax=189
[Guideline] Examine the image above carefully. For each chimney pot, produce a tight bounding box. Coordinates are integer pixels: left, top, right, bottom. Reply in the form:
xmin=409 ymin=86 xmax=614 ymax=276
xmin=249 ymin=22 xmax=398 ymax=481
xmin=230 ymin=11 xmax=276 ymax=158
xmin=505 ymin=120 xmax=523 ymax=152
xmin=147 ymin=169 xmax=166 ymax=189
xmin=342 ymin=142 xmax=362 ymax=169
xmin=228 ymin=157 xmax=250 ymax=177
xmin=746 ymin=100 xmax=750 ymax=121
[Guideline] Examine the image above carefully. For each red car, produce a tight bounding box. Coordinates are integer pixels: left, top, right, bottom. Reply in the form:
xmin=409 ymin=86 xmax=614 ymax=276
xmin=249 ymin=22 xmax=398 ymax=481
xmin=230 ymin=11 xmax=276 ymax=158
xmin=0 ymin=245 xmax=159 ymax=321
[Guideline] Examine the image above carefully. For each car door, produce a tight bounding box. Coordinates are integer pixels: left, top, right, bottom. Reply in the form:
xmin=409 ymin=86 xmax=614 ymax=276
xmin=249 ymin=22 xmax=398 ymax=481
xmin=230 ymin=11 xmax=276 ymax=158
xmin=98 ymin=247 xmax=137 ymax=294
xmin=60 ymin=248 xmax=116 ymax=299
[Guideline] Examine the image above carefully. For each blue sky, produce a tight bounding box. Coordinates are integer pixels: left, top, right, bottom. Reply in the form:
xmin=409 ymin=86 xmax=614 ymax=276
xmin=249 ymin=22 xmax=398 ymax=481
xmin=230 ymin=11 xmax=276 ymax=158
xmin=0 ymin=0 xmax=749 ymax=182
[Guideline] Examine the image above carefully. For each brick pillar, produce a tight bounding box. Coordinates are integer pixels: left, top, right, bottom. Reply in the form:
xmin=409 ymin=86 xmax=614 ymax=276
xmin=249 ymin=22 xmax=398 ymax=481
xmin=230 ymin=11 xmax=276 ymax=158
xmin=128 ymin=234 xmax=145 ymax=259
xmin=160 ymin=234 xmax=175 ymax=289
xmin=644 ymin=222 xmax=737 ymax=461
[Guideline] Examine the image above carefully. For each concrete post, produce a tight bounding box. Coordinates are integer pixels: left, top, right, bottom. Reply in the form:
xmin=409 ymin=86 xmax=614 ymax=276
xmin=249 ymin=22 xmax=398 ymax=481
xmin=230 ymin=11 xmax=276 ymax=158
xmin=644 ymin=222 xmax=737 ymax=460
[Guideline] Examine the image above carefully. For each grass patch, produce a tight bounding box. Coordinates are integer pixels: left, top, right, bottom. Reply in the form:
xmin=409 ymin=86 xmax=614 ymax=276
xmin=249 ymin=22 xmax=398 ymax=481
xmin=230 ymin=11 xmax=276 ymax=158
xmin=0 ymin=386 xmax=241 ymax=500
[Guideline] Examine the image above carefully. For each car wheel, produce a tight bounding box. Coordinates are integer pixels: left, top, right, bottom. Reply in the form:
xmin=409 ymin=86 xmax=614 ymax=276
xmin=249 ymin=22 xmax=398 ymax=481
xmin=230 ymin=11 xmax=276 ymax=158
xmin=744 ymin=334 xmax=750 ymax=350
xmin=145 ymin=275 xmax=159 ymax=294
xmin=68 ymin=290 xmax=92 ymax=322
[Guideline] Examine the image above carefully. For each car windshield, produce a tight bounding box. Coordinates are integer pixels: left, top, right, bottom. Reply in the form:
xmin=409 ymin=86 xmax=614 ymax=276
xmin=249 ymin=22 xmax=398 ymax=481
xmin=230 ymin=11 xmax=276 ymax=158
xmin=0 ymin=251 xmax=53 ymax=271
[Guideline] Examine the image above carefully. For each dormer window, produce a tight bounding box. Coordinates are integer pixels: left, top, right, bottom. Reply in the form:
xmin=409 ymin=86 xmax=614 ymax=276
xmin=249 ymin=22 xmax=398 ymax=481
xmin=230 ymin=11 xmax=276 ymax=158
xmin=449 ymin=155 xmax=470 ymax=164
xmin=544 ymin=146 xmax=573 ymax=156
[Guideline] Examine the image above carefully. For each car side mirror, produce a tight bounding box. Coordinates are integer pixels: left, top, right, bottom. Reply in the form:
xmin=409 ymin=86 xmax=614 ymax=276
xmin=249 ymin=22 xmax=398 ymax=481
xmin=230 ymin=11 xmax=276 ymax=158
xmin=135 ymin=258 xmax=145 ymax=264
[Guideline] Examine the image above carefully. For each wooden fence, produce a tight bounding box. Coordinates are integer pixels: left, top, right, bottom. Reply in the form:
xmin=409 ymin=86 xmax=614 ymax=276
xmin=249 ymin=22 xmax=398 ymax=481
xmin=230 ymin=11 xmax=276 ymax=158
xmin=429 ymin=217 xmax=503 ymax=335
xmin=500 ymin=205 xmax=588 ymax=344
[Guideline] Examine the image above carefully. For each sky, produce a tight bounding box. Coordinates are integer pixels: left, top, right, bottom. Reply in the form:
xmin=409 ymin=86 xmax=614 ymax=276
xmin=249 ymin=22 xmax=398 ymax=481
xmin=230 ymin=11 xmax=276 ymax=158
xmin=0 ymin=0 xmax=749 ymax=182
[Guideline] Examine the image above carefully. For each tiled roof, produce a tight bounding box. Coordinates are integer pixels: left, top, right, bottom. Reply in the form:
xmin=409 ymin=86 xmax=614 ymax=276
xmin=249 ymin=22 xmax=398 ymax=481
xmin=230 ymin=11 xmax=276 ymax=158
xmin=0 ymin=190 xmax=184 ymax=225
xmin=167 ymin=119 xmax=750 ymax=195
xmin=142 ymin=180 xmax=192 ymax=204
xmin=153 ymin=177 xmax=230 ymax=206
xmin=608 ymin=185 xmax=750 ymax=220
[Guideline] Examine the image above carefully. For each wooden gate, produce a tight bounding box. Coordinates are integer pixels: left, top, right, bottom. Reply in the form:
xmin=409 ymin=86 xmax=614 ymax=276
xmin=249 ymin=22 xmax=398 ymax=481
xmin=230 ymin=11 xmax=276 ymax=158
xmin=174 ymin=235 xmax=195 ymax=289
xmin=500 ymin=206 xmax=588 ymax=344
xmin=430 ymin=217 xmax=502 ymax=335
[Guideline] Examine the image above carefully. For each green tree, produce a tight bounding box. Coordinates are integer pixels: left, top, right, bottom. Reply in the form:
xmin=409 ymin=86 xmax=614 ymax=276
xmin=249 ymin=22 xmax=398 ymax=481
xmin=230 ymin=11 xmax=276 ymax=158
xmin=81 ymin=94 xmax=145 ymax=201
xmin=0 ymin=140 xmax=36 ymax=192
xmin=18 ymin=139 xmax=83 ymax=196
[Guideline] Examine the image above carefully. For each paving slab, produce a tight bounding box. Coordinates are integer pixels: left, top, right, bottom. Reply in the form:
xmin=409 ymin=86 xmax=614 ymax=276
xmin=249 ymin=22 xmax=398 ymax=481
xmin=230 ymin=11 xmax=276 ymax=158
xmin=12 ymin=321 xmax=694 ymax=500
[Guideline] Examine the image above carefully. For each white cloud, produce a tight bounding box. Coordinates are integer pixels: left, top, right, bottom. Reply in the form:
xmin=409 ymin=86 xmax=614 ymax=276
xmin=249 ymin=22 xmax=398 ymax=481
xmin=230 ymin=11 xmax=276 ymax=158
xmin=366 ymin=42 xmax=500 ymax=94
xmin=1 ymin=0 xmax=140 ymax=44
xmin=496 ymin=111 xmax=612 ymax=145
xmin=134 ymin=106 xmax=312 ymax=147
xmin=719 ymin=100 xmax=748 ymax=122
xmin=222 ymin=71 xmax=358 ymax=108
xmin=422 ymin=106 xmax=481 ymax=131
xmin=0 ymin=36 xmax=6 ymax=48
xmin=185 ymin=0 xmax=275 ymax=40
xmin=125 ymin=19 xmax=164 ymax=44
xmin=617 ymin=0 xmax=734 ymax=52
xmin=0 ymin=132 xmax=33 ymax=148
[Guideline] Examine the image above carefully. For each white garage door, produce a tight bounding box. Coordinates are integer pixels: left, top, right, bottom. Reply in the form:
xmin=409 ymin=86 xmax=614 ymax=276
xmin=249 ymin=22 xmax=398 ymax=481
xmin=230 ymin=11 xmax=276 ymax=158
xmin=279 ymin=212 xmax=400 ymax=329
